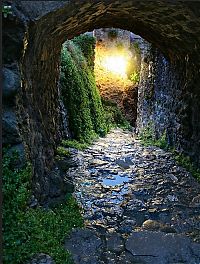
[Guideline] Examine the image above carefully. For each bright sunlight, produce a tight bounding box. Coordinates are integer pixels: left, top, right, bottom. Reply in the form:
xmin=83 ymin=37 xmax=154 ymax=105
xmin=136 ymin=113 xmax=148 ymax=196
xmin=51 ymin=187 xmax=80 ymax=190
xmin=102 ymin=55 xmax=128 ymax=77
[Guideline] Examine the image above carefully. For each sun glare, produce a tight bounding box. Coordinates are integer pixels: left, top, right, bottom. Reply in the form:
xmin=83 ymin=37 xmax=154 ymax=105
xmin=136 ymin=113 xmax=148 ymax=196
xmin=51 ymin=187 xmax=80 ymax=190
xmin=103 ymin=55 xmax=128 ymax=77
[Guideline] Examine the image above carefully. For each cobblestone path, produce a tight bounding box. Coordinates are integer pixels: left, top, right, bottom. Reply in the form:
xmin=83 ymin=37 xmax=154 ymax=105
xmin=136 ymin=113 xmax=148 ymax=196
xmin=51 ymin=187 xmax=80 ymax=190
xmin=65 ymin=128 xmax=200 ymax=264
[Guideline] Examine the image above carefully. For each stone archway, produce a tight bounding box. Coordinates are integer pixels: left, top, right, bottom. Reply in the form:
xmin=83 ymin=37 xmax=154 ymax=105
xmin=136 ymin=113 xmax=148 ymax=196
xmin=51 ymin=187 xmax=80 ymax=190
xmin=3 ymin=0 xmax=200 ymax=203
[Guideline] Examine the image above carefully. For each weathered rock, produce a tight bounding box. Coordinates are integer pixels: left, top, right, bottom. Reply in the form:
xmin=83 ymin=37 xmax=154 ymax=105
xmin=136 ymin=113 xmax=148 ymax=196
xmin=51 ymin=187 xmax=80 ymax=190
xmin=64 ymin=228 xmax=102 ymax=263
xmin=6 ymin=143 xmax=26 ymax=168
xmin=142 ymin=220 xmax=161 ymax=231
xmin=27 ymin=253 xmax=55 ymax=264
xmin=2 ymin=67 xmax=20 ymax=102
xmin=125 ymin=231 xmax=200 ymax=264
xmin=2 ymin=108 xmax=21 ymax=146
xmin=190 ymin=195 xmax=200 ymax=207
xmin=56 ymin=157 xmax=78 ymax=172
xmin=69 ymin=129 xmax=200 ymax=262
xmin=28 ymin=195 xmax=38 ymax=209
xmin=106 ymin=232 xmax=124 ymax=253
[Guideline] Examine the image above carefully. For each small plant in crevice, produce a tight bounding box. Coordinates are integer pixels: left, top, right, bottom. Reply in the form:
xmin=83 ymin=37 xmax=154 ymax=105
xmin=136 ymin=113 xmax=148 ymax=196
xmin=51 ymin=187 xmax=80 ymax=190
xmin=107 ymin=29 xmax=118 ymax=39
xmin=130 ymin=42 xmax=141 ymax=55
xmin=116 ymin=42 xmax=124 ymax=51
xmin=3 ymin=148 xmax=83 ymax=264
xmin=138 ymin=122 xmax=168 ymax=149
xmin=2 ymin=5 xmax=12 ymax=18
xmin=130 ymin=71 xmax=140 ymax=84
xmin=56 ymin=146 xmax=71 ymax=157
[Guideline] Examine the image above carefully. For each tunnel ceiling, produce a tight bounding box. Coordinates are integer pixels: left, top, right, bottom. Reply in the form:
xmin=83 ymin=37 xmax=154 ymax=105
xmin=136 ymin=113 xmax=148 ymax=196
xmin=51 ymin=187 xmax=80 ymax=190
xmin=14 ymin=0 xmax=200 ymax=61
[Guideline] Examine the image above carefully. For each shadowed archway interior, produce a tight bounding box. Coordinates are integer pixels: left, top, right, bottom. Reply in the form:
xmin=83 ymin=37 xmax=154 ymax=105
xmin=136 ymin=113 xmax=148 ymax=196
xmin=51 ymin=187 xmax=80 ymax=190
xmin=3 ymin=0 xmax=200 ymax=203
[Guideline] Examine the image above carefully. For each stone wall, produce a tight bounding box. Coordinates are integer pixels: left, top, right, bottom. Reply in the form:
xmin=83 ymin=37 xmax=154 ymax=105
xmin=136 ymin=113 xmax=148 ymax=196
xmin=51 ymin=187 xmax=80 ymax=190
xmin=2 ymin=0 xmax=200 ymax=203
xmin=94 ymin=28 xmax=131 ymax=49
xmin=137 ymin=45 xmax=200 ymax=166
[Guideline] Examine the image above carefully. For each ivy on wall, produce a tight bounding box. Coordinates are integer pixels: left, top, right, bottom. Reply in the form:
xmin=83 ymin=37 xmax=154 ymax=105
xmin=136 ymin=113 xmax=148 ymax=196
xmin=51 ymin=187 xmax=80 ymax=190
xmin=60 ymin=35 xmax=107 ymax=142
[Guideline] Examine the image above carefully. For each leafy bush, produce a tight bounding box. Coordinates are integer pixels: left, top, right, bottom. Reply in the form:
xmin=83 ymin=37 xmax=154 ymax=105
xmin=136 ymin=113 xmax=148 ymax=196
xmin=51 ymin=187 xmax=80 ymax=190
xmin=72 ymin=34 xmax=96 ymax=70
xmin=56 ymin=146 xmax=71 ymax=157
xmin=60 ymin=38 xmax=107 ymax=143
xmin=101 ymin=98 xmax=131 ymax=131
xmin=3 ymin=149 xmax=83 ymax=264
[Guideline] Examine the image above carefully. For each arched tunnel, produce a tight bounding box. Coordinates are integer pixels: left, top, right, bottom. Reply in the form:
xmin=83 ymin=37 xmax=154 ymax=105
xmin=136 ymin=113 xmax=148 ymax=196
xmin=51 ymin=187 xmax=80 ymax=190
xmin=3 ymin=0 xmax=200 ymax=203
xmin=2 ymin=1 xmax=200 ymax=263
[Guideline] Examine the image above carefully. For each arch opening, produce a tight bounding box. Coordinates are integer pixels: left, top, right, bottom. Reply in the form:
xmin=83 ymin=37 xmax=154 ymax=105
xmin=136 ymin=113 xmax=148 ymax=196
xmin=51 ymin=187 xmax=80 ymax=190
xmin=3 ymin=1 xmax=200 ymax=204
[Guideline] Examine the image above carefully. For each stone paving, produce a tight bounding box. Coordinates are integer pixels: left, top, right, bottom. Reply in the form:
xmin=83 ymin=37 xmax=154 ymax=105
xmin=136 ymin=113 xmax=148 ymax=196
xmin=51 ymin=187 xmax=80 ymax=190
xmin=65 ymin=128 xmax=200 ymax=264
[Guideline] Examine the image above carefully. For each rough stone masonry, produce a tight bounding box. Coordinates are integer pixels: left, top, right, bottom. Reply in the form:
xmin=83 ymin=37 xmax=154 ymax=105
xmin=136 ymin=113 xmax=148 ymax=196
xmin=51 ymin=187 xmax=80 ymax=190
xmin=2 ymin=0 xmax=200 ymax=203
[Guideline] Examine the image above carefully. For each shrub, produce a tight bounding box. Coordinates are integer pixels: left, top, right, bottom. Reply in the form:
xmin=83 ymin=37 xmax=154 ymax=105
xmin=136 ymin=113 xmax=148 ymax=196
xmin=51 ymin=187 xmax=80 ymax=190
xmin=130 ymin=42 xmax=141 ymax=55
xmin=139 ymin=122 xmax=168 ymax=149
xmin=72 ymin=34 xmax=96 ymax=70
xmin=173 ymin=151 xmax=200 ymax=181
xmin=3 ymin=149 xmax=83 ymax=264
xmin=116 ymin=42 xmax=124 ymax=51
xmin=101 ymin=98 xmax=131 ymax=131
xmin=56 ymin=146 xmax=71 ymax=157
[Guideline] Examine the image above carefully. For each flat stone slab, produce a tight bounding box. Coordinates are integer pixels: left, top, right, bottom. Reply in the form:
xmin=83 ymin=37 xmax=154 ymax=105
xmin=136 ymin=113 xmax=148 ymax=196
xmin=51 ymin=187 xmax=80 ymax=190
xmin=125 ymin=231 xmax=200 ymax=264
xmin=64 ymin=228 xmax=103 ymax=264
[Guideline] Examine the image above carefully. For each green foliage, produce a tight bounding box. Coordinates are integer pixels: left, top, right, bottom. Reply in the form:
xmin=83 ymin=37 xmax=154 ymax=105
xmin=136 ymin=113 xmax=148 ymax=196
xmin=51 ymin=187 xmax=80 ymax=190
xmin=173 ymin=151 xmax=200 ymax=181
xmin=139 ymin=124 xmax=200 ymax=182
xmin=130 ymin=71 xmax=140 ymax=84
xmin=72 ymin=34 xmax=96 ymax=70
xmin=56 ymin=146 xmax=71 ymax=157
xmin=101 ymin=98 xmax=131 ymax=131
xmin=108 ymin=29 xmax=118 ymax=39
xmin=139 ymin=123 xmax=168 ymax=149
xmin=2 ymin=5 xmax=12 ymax=17
xmin=3 ymin=149 xmax=83 ymax=264
xmin=61 ymin=139 xmax=89 ymax=150
xmin=60 ymin=38 xmax=107 ymax=143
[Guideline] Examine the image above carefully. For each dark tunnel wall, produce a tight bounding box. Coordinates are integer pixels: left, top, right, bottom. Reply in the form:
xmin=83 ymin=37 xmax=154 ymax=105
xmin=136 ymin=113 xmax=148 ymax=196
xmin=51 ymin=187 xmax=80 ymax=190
xmin=2 ymin=0 xmax=200 ymax=203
